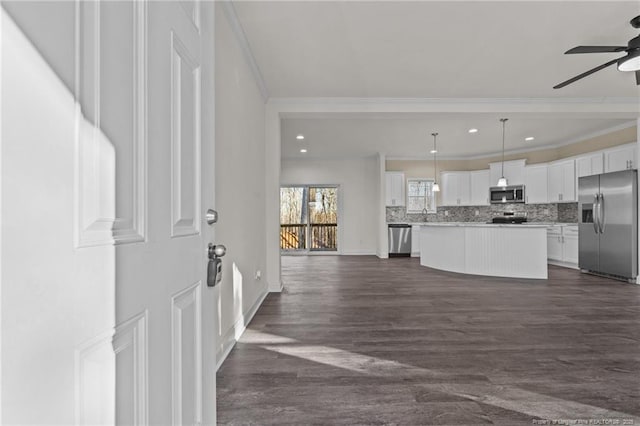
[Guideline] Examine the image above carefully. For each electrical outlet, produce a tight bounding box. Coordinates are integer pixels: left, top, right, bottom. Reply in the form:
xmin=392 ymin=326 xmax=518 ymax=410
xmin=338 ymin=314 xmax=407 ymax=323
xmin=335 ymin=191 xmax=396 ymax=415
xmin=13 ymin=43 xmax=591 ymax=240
xmin=475 ymin=210 xmax=479 ymax=216
xmin=543 ymin=208 xmax=549 ymax=215
xmin=255 ymin=270 xmax=261 ymax=281
xmin=444 ymin=210 xmax=449 ymax=216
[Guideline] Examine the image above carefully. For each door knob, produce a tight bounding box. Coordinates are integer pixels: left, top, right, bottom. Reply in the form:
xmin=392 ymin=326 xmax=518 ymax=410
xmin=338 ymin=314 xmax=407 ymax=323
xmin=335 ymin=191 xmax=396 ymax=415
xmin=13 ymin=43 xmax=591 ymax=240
xmin=207 ymin=243 xmax=226 ymax=287
xmin=208 ymin=243 xmax=226 ymax=259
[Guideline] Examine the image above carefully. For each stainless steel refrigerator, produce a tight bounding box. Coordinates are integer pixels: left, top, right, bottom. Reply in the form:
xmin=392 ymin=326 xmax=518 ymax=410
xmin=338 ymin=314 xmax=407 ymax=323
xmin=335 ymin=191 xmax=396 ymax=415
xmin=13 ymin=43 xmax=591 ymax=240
xmin=578 ymin=169 xmax=638 ymax=281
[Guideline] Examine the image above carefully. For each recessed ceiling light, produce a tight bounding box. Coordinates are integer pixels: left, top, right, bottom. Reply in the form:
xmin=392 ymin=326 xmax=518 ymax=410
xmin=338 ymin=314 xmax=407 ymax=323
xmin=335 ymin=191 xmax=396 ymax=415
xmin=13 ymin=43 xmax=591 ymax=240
xmin=300 ymin=148 xmax=307 ymax=153
xmin=430 ymin=149 xmax=437 ymax=154
xmin=525 ymin=137 xmax=535 ymax=141
xmin=296 ymin=134 xmax=305 ymax=140
xmin=468 ymin=128 xmax=478 ymax=134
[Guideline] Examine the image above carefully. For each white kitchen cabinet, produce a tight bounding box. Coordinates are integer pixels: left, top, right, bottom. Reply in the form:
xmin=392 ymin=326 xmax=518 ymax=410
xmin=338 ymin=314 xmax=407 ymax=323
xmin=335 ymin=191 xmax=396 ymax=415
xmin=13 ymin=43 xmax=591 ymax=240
xmin=576 ymin=152 xmax=604 ymax=178
xmin=604 ymin=143 xmax=637 ymax=172
xmin=385 ymin=172 xmax=405 ymax=206
xmin=547 ymin=159 xmax=575 ymax=202
xmin=489 ymin=159 xmax=526 ymax=186
xmin=562 ymin=226 xmax=579 ymax=265
xmin=524 ymin=163 xmax=548 ymax=204
xmin=547 ymin=225 xmax=578 ymax=267
xmin=469 ymin=169 xmax=490 ymax=205
xmin=441 ymin=171 xmax=470 ymax=206
xmin=411 ymin=225 xmax=421 ymax=257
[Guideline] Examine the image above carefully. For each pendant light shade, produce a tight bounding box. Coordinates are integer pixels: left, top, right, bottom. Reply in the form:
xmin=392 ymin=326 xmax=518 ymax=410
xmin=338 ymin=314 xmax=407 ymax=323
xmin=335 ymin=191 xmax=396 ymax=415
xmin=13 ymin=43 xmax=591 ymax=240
xmin=432 ymin=133 xmax=440 ymax=192
xmin=497 ymin=118 xmax=509 ymax=187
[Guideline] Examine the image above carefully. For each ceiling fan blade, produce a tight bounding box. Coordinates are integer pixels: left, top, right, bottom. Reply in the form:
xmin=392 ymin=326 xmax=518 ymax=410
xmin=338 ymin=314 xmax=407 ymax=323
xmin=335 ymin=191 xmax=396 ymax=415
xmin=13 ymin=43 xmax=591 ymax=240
xmin=636 ymin=70 xmax=640 ymax=85
xmin=565 ymin=46 xmax=627 ymax=54
xmin=553 ymin=58 xmax=621 ymax=89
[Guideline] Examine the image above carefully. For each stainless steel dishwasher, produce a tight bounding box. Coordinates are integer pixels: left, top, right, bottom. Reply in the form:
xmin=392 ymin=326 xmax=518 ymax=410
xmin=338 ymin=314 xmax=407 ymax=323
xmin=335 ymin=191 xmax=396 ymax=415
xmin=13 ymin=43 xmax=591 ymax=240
xmin=388 ymin=224 xmax=412 ymax=257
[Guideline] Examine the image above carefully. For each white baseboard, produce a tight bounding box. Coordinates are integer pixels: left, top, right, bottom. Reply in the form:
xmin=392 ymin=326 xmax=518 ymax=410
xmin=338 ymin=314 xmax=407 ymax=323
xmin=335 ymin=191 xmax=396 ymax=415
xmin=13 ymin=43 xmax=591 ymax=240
xmin=216 ymin=289 xmax=269 ymax=371
xmin=548 ymin=260 xmax=579 ymax=270
xmin=341 ymin=250 xmax=376 ymax=255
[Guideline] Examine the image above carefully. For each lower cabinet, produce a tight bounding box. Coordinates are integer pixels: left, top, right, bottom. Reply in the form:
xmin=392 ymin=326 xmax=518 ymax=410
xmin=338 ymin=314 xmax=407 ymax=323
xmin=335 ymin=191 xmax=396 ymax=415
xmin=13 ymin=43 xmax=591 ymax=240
xmin=547 ymin=225 xmax=578 ymax=268
xmin=411 ymin=225 xmax=420 ymax=257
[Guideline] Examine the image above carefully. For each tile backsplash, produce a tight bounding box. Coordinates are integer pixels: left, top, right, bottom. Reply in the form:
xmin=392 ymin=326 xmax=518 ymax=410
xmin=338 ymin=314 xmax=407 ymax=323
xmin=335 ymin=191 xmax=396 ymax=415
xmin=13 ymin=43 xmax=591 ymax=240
xmin=387 ymin=202 xmax=578 ymax=223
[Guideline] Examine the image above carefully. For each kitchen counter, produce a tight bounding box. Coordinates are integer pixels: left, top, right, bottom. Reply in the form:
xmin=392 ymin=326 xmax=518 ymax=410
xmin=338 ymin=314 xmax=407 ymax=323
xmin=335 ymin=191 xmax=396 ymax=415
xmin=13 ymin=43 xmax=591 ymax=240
xmin=420 ymin=223 xmax=547 ymax=279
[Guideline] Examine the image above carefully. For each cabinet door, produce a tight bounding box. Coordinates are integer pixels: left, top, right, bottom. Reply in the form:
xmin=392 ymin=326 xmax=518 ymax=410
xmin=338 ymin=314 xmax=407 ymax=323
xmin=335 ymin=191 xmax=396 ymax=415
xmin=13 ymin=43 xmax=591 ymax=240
xmin=385 ymin=172 xmax=405 ymax=206
xmin=441 ymin=172 xmax=468 ymax=206
xmin=456 ymin=172 xmax=471 ymax=205
xmin=561 ymin=160 xmax=576 ymax=202
xmin=605 ymin=144 xmax=637 ymax=172
xmin=547 ymin=163 xmax=563 ymax=202
xmin=547 ymin=228 xmax=563 ymax=261
xmin=411 ymin=225 xmax=420 ymax=256
xmin=576 ymin=152 xmax=604 ymax=178
xmin=524 ymin=164 xmax=548 ymax=204
xmin=562 ymin=226 xmax=579 ymax=264
xmin=548 ymin=160 xmax=575 ymax=202
xmin=440 ymin=173 xmax=457 ymax=206
xmin=469 ymin=170 xmax=490 ymax=205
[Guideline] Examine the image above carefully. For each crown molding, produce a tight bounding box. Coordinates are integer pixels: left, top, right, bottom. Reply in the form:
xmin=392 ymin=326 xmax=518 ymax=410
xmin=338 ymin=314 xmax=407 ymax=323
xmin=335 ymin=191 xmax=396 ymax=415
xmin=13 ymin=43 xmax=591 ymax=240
xmin=267 ymin=96 xmax=640 ymax=117
xmin=221 ymin=0 xmax=269 ymax=102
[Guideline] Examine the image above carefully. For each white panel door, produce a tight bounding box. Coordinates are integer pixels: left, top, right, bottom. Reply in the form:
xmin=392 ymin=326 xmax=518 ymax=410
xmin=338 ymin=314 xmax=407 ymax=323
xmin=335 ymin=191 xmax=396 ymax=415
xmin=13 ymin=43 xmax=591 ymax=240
xmin=1 ymin=2 xmax=217 ymax=424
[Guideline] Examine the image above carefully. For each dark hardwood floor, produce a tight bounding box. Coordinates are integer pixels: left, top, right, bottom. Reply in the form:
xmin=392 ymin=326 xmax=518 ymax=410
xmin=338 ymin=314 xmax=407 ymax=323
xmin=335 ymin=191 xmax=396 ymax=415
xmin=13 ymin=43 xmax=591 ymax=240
xmin=217 ymin=256 xmax=640 ymax=425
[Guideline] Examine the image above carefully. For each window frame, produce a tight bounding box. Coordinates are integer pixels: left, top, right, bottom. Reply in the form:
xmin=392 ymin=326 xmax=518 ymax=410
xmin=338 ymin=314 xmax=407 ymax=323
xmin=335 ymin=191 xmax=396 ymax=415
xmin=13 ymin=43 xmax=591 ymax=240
xmin=406 ymin=178 xmax=437 ymax=214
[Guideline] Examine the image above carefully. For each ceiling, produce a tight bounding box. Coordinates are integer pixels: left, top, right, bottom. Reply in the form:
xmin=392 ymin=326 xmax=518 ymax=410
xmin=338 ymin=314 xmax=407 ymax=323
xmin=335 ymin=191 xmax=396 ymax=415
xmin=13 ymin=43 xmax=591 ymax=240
xmin=232 ymin=1 xmax=640 ymax=158
xmin=282 ymin=116 xmax=634 ymax=159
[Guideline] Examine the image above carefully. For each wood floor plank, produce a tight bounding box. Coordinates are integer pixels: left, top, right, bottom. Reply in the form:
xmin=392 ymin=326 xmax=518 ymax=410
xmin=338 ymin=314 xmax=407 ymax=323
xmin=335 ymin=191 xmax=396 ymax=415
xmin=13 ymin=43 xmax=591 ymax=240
xmin=217 ymin=256 xmax=640 ymax=425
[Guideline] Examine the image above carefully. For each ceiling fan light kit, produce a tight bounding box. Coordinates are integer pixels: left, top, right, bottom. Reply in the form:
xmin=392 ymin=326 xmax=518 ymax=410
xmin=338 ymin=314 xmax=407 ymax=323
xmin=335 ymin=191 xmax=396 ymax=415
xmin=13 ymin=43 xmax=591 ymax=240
xmin=554 ymin=15 xmax=640 ymax=88
xmin=618 ymin=48 xmax=640 ymax=72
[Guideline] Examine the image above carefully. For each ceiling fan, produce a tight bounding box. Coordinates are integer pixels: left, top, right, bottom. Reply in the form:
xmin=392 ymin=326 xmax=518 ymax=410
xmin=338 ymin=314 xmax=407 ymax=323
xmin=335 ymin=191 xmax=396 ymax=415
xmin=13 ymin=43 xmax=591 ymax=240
xmin=554 ymin=15 xmax=640 ymax=89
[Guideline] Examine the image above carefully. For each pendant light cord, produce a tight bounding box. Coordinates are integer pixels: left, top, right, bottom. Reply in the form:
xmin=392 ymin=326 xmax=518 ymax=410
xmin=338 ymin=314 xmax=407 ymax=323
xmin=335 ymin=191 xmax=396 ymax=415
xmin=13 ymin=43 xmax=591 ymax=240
xmin=500 ymin=118 xmax=508 ymax=178
xmin=432 ymin=132 xmax=438 ymax=181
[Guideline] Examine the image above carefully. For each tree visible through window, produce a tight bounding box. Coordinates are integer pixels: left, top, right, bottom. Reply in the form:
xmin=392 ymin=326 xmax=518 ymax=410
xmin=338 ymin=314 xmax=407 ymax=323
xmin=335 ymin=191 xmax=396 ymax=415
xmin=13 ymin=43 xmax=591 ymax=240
xmin=406 ymin=179 xmax=436 ymax=213
xmin=280 ymin=186 xmax=338 ymax=251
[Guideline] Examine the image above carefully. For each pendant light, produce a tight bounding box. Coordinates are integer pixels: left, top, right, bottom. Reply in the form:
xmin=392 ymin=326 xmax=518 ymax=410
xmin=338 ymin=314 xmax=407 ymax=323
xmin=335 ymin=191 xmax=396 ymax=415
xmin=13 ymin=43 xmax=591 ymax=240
xmin=431 ymin=133 xmax=440 ymax=192
xmin=497 ymin=118 xmax=509 ymax=188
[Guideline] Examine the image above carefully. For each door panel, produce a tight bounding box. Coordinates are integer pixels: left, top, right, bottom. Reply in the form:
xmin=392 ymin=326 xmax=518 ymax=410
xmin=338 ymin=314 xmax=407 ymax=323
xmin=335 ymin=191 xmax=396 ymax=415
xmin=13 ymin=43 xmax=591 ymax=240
xmin=598 ymin=170 xmax=637 ymax=278
xmin=578 ymin=175 xmax=599 ymax=271
xmin=1 ymin=1 xmax=216 ymax=423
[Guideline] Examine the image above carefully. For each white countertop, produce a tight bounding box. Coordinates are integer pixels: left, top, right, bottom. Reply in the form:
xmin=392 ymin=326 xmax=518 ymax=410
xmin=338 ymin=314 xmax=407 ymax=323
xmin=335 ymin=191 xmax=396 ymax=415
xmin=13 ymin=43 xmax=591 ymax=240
xmin=388 ymin=222 xmax=577 ymax=227
xmin=418 ymin=222 xmax=548 ymax=228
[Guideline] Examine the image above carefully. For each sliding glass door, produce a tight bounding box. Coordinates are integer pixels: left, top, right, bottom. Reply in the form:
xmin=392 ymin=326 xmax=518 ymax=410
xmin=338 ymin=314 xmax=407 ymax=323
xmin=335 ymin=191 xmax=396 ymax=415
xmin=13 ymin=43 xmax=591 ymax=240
xmin=280 ymin=186 xmax=338 ymax=253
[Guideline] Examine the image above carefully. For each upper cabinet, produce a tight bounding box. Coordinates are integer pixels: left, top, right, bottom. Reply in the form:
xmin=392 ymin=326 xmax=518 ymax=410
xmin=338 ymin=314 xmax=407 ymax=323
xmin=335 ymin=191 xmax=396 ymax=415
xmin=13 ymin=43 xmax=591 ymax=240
xmin=489 ymin=159 xmax=526 ymax=186
xmin=524 ymin=163 xmax=548 ymax=204
xmin=441 ymin=171 xmax=470 ymax=206
xmin=547 ymin=159 xmax=576 ymax=202
xmin=576 ymin=152 xmax=604 ymax=178
xmin=385 ymin=172 xmax=405 ymax=206
xmin=604 ymin=143 xmax=637 ymax=173
xmin=469 ymin=169 xmax=490 ymax=206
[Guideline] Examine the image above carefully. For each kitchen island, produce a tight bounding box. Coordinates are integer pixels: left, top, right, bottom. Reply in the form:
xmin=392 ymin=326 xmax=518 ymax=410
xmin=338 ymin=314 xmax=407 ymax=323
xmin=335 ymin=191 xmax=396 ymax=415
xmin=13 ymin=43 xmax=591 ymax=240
xmin=420 ymin=223 xmax=548 ymax=279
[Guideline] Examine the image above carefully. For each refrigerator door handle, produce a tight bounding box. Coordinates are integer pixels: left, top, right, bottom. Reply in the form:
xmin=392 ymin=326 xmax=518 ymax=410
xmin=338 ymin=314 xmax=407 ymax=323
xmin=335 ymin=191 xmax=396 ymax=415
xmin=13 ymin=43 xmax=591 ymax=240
xmin=593 ymin=194 xmax=599 ymax=234
xmin=598 ymin=193 xmax=605 ymax=234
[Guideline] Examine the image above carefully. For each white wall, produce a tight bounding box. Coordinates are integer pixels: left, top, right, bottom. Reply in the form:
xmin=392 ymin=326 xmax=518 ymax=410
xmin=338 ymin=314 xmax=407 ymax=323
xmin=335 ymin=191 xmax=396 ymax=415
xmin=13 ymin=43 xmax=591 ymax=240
xmin=281 ymin=157 xmax=378 ymax=255
xmin=214 ymin=3 xmax=268 ymax=365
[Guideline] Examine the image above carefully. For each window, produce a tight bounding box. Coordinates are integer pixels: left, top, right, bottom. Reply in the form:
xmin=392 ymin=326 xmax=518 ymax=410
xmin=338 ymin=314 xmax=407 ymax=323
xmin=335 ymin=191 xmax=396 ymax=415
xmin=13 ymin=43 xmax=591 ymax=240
xmin=406 ymin=179 xmax=436 ymax=213
xmin=280 ymin=186 xmax=338 ymax=252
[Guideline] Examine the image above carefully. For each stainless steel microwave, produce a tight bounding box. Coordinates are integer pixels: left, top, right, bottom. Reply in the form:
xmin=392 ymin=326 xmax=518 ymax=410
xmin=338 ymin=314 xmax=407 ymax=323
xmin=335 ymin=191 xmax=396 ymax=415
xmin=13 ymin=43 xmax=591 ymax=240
xmin=490 ymin=185 xmax=525 ymax=204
